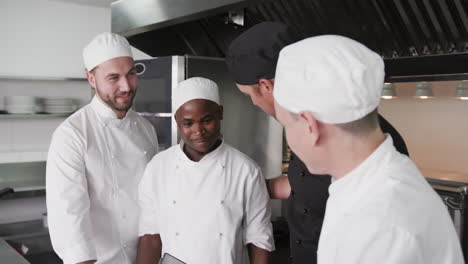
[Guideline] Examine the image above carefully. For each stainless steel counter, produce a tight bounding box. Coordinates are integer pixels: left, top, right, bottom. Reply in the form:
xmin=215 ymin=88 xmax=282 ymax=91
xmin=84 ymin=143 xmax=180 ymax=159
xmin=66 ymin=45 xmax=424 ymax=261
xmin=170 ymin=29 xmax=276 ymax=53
xmin=0 ymin=239 xmax=29 ymax=264
xmin=0 ymin=220 xmax=60 ymax=264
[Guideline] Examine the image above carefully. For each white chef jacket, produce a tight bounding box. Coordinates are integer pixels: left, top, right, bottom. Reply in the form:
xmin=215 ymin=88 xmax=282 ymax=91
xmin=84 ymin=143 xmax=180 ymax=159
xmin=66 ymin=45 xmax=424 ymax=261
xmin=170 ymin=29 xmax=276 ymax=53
xmin=138 ymin=140 xmax=275 ymax=264
xmin=317 ymin=135 xmax=464 ymax=264
xmin=46 ymin=96 xmax=158 ymax=264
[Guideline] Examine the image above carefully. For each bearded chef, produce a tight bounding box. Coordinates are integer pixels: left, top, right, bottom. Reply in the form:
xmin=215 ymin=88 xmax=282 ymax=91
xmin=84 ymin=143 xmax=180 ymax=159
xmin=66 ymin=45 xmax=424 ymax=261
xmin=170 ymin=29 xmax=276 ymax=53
xmin=136 ymin=77 xmax=274 ymax=264
xmin=273 ymin=35 xmax=464 ymax=264
xmin=46 ymin=32 xmax=159 ymax=264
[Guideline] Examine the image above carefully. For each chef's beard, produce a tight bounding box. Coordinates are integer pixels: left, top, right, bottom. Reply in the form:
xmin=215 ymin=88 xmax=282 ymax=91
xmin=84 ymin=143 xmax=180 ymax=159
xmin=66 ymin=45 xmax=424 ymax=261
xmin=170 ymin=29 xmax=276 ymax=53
xmin=95 ymin=87 xmax=136 ymax=112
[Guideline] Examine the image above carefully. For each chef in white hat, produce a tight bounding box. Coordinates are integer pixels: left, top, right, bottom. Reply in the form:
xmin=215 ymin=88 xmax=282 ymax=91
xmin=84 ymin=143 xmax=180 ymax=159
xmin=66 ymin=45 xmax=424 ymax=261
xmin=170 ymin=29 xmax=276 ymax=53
xmin=136 ymin=77 xmax=274 ymax=264
xmin=46 ymin=32 xmax=159 ymax=264
xmin=273 ymin=35 xmax=463 ymax=264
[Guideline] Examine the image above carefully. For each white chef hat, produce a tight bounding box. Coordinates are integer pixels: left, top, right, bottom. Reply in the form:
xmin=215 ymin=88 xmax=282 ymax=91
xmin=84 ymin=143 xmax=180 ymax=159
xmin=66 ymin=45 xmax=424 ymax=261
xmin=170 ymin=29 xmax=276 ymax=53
xmin=173 ymin=77 xmax=220 ymax=112
xmin=274 ymin=35 xmax=384 ymax=124
xmin=83 ymin=32 xmax=133 ymax=71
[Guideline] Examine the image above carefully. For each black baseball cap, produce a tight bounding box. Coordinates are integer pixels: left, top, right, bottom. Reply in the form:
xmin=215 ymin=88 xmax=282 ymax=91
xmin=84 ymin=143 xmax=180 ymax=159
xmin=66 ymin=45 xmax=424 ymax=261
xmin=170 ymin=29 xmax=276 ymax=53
xmin=226 ymin=22 xmax=296 ymax=85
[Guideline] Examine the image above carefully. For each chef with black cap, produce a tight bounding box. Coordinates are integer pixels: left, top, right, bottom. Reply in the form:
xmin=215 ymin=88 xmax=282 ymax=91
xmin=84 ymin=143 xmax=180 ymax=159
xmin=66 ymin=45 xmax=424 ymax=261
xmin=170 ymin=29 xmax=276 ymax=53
xmin=225 ymin=22 xmax=409 ymax=264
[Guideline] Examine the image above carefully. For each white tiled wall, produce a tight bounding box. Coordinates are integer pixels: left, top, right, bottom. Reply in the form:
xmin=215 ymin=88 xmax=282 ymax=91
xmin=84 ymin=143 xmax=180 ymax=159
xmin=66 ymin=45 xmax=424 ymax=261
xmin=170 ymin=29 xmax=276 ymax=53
xmin=0 ymin=0 xmax=150 ymax=78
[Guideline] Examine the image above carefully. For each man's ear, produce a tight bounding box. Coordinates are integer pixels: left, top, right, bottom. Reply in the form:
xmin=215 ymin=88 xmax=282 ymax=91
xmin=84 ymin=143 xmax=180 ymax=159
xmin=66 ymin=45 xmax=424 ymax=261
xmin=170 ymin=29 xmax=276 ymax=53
xmin=258 ymin=78 xmax=274 ymax=95
xmin=299 ymin=111 xmax=320 ymax=146
xmin=86 ymin=70 xmax=97 ymax=89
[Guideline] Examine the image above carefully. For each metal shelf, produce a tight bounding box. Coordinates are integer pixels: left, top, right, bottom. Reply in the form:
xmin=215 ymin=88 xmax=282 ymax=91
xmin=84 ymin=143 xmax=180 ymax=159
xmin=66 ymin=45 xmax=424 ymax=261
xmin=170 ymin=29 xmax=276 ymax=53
xmin=0 ymin=151 xmax=48 ymax=164
xmin=7 ymin=179 xmax=45 ymax=192
xmin=0 ymin=113 xmax=72 ymax=119
xmin=0 ymin=75 xmax=86 ymax=81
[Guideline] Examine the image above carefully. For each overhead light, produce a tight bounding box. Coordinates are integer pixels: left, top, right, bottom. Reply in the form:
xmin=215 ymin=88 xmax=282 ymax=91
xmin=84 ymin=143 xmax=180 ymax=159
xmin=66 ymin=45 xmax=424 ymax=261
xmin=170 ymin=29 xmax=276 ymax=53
xmin=456 ymin=81 xmax=468 ymax=100
xmin=414 ymin=82 xmax=434 ymax=99
xmin=381 ymin=83 xmax=397 ymax=99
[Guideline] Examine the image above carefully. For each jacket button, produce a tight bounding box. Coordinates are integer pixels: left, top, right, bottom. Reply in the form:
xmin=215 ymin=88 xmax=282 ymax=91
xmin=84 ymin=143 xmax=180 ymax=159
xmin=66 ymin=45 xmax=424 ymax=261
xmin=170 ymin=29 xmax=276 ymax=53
xmin=288 ymin=256 xmax=293 ymax=263
xmin=300 ymin=171 xmax=305 ymax=177
xmin=303 ymin=208 xmax=309 ymax=214
xmin=295 ymin=239 xmax=302 ymax=245
xmin=290 ymin=190 xmax=295 ymax=197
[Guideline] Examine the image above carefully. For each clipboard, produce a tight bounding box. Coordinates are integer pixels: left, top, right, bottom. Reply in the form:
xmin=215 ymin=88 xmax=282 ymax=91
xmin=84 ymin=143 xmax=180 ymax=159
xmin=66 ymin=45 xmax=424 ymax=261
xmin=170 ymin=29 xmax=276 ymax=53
xmin=160 ymin=253 xmax=186 ymax=264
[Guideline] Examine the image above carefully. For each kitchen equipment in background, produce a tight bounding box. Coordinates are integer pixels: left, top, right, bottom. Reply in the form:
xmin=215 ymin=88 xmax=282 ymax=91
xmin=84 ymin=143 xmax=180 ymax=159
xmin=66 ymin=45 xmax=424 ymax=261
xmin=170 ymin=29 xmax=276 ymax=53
xmin=42 ymin=97 xmax=77 ymax=114
xmin=4 ymin=96 xmax=41 ymax=114
xmin=414 ymin=82 xmax=434 ymax=99
xmin=381 ymin=83 xmax=397 ymax=100
xmin=427 ymin=177 xmax=468 ymax=262
xmin=456 ymin=81 xmax=468 ymax=100
xmin=112 ymin=0 xmax=468 ymax=83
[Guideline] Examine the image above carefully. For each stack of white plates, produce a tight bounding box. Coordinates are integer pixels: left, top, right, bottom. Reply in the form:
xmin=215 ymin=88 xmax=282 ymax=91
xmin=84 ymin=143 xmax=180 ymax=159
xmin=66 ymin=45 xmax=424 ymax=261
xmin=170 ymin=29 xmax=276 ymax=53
xmin=4 ymin=96 xmax=40 ymax=114
xmin=43 ymin=97 xmax=77 ymax=114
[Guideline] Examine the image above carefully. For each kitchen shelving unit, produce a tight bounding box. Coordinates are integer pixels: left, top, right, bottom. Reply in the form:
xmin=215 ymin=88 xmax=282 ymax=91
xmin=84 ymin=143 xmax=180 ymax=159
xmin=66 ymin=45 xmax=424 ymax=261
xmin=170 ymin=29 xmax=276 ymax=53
xmin=0 ymin=113 xmax=72 ymax=119
xmin=0 ymin=151 xmax=48 ymax=164
xmin=0 ymin=75 xmax=86 ymax=81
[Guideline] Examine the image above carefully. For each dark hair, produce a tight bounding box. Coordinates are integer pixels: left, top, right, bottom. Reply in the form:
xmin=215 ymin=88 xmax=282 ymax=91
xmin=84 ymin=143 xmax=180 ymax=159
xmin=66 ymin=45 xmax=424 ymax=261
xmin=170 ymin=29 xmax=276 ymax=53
xmin=226 ymin=22 xmax=296 ymax=85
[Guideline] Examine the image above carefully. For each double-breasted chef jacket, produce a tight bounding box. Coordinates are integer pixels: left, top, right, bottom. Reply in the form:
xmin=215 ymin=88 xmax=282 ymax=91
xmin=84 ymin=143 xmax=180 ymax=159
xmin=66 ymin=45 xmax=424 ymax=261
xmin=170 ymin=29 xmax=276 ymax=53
xmin=286 ymin=114 xmax=409 ymax=264
xmin=46 ymin=96 xmax=158 ymax=264
xmin=317 ymin=135 xmax=463 ymax=264
xmin=139 ymin=140 xmax=275 ymax=264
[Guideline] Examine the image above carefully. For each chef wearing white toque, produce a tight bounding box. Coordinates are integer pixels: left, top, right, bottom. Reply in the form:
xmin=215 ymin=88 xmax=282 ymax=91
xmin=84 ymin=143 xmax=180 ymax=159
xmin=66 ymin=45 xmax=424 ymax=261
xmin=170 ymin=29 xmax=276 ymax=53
xmin=137 ymin=77 xmax=274 ymax=264
xmin=273 ymin=35 xmax=464 ymax=264
xmin=46 ymin=32 xmax=159 ymax=264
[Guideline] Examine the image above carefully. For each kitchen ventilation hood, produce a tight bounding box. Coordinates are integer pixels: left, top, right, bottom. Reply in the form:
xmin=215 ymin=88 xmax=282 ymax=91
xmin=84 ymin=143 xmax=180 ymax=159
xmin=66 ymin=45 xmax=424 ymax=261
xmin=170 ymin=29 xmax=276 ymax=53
xmin=112 ymin=0 xmax=468 ymax=82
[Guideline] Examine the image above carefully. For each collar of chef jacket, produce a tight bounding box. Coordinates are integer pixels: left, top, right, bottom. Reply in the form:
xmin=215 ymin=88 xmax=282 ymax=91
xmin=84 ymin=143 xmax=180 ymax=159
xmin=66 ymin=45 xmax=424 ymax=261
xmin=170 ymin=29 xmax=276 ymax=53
xmin=90 ymin=95 xmax=132 ymax=127
xmin=327 ymin=134 xmax=395 ymax=212
xmin=177 ymin=138 xmax=226 ymax=167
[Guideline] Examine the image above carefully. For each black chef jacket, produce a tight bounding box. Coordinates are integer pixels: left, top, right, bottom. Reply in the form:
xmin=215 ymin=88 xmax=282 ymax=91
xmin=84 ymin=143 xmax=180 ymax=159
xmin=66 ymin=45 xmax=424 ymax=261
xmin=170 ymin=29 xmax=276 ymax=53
xmin=286 ymin=114 xmax=409 ymax=264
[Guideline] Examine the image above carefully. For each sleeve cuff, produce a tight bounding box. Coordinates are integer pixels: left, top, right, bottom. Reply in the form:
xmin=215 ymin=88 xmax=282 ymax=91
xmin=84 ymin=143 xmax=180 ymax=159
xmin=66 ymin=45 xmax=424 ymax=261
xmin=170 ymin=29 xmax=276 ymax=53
xmin=244 ymin=234 xmax=276 ymax=252
xmin=138 ymin=219 xmax=159 ymax=237
xmin=62 ymin=240 xmax=97 ymax=264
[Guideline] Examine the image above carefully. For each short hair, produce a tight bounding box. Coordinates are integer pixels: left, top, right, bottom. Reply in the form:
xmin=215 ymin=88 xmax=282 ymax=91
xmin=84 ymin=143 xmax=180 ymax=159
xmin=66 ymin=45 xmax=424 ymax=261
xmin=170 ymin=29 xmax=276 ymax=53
xmin=226 ymin=22 xmax=296 ymax=85
xmin=336 ymin=108 xmax=379 ymax=136
xmin=287 ymin=108 xmax=379 ymax=136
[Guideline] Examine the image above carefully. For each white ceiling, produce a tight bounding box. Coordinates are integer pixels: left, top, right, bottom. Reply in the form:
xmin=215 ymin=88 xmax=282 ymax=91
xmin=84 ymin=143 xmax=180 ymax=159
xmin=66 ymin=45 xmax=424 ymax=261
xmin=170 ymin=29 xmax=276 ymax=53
xmin=53 ymin=0 xmax=116 ymax=8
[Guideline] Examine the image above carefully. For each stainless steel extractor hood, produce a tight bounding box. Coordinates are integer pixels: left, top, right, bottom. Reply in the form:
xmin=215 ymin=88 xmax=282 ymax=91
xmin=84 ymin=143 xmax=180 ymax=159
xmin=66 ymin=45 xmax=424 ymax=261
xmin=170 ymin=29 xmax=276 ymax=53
xmin=112 ymin=0 xmax=468 ymax=82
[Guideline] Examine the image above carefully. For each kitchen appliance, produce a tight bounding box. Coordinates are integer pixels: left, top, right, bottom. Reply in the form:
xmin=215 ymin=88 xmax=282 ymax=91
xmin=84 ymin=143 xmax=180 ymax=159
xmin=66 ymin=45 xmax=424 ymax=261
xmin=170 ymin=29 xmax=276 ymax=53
xmin=4 ymin=96 xmax=41 ymax=114
xmin=133 ymin=55 xmax=283 ymax=217
xmin=427 ymin=177 xmax=468 ymax=262
xmin=112 ymin=0 xmax=468 ymax=83
xmin=42 ymin=97 xmax=77 ymax=114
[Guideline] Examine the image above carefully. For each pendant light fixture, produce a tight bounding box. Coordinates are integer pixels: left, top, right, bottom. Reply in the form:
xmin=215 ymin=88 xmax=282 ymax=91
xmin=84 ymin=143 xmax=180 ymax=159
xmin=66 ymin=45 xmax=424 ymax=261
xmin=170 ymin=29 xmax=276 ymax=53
xmin=381 ymin=83 xmax=397 ymax=99
xmin=414 ymin=82 xmax=434 ymax=99
xmin=456 ymin=81 xmax=468 ymax=100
